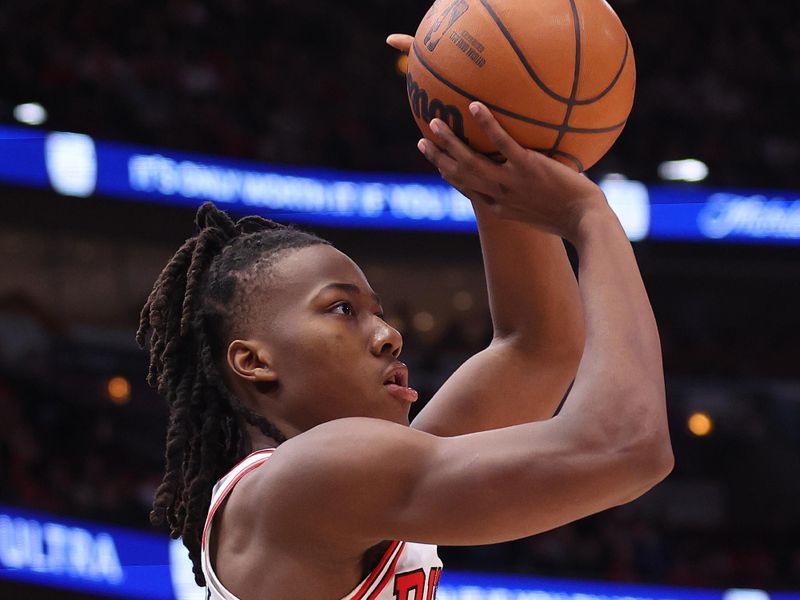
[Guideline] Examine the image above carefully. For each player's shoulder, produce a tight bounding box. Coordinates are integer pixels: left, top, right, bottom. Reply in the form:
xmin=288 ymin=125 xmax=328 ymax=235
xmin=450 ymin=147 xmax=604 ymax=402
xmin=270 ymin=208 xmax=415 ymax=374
xmin=269 ymin=417 xmax=432 ymax=480
xmin=224 ymin=417 xmax=432 ymax=548
xmin=232 ymin=418 xmax=430 ymax=508
xmin=284 ymin=417 xmax=416 ymax=451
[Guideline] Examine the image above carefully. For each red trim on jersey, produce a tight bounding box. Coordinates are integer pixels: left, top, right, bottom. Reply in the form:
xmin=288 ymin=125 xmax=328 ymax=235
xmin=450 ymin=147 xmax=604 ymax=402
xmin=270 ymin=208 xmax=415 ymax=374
xmin=367 ymin=542 xmax=405 ymax=600
xmin=349 ymin=541 xmax=399 ymax=599
xmin=349 ymin=540 xmax=405 ymax=600
xmin=201 ymin=449 xmax=275 ymax=548
xmin=236 ymin=447 xmax=276 ymax=465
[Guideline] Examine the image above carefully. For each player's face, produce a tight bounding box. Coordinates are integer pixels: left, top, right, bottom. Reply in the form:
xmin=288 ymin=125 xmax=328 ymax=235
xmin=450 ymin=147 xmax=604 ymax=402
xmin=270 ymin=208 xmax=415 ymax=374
xmin=244 ymin=244 xmax=416 ymax=433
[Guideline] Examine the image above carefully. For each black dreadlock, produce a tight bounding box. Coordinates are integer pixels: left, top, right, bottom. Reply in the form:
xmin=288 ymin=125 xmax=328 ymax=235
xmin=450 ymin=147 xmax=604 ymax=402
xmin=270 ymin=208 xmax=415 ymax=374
xmin=136 ymin=202 xmax=329 ymax=586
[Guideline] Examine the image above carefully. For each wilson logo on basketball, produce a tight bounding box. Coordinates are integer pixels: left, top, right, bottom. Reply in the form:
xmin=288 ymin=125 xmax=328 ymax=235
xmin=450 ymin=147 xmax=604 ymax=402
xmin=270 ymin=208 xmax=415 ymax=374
xmin=406 ymin=71 xmax=468 ymax=144
xmin=423 ymin=0 xmax=469 ymax=52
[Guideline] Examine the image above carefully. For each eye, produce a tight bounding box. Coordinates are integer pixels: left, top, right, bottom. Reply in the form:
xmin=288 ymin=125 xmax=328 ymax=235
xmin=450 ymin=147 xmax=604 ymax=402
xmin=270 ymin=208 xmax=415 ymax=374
xmin=331 ymin=301 xmax=355 ymax=317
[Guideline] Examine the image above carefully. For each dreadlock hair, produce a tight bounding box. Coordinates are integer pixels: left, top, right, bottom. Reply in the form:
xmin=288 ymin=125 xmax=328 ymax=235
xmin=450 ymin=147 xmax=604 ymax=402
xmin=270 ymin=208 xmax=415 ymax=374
xmin=137 ymin=202 xmax=329 ymax=586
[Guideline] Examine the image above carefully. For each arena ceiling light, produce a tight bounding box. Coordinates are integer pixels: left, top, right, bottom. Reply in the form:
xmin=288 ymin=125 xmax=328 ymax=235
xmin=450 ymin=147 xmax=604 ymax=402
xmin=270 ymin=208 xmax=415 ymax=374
xmin=12 ymin=102 xmax=48 ymax=126
xmin=658 ymin=158 xmax=709 ymax=182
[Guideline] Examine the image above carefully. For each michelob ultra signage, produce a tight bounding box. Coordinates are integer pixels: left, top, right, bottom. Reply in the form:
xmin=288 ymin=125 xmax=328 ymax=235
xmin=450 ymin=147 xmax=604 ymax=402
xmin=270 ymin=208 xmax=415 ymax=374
xmin=0 ymin=505 xmax=174 ymax=599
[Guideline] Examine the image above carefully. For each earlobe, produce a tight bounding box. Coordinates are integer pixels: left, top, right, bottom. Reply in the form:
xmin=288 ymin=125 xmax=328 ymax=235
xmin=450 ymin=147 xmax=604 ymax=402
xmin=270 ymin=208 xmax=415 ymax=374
xmin=252 ymin=365 xmax=278 ymax=383
xmin=227 ymin=340 xmax=278 ymax=383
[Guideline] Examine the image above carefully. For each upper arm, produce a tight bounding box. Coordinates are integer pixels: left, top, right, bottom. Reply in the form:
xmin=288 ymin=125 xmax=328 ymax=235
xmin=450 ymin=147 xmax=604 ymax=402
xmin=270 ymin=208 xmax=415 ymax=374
xmin=257 ymin=415 xmax=666 ymax=550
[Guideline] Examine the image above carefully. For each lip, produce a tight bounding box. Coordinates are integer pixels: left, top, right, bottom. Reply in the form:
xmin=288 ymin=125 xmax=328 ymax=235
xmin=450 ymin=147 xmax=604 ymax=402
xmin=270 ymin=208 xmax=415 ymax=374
xmin=381 ymin=362 xmax=418 ymax=403
xmin=382 ymin=361 xmax=410 ymax=388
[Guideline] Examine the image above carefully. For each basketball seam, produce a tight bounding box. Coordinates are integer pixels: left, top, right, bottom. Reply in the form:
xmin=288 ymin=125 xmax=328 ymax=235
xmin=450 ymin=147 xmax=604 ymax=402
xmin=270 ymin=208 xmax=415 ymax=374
xmin=477 ymin=0 xmax=571 ymax=104
xmin=479 ymin=0 xmax=631 ymax=106
xmin=547 ymin=149 xmax=585 ymax=171
xmin=411 ymin=43 xmax=627 ymax=134
xmin=578 ymin=36 xmax=630 ymax=105
xmin=550 ymin=0 xmax=582 ymax=158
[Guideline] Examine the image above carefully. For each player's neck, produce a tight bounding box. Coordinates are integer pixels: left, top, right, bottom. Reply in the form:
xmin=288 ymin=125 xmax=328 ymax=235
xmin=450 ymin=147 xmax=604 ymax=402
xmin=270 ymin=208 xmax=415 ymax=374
xmin=245 ymin=425 xmax=280 ymax=451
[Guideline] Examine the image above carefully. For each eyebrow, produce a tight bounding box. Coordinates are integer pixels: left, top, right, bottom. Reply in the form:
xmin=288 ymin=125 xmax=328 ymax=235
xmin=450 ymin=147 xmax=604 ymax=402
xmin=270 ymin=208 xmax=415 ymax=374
xmin=319 ymin=282 xmax=382 ymax=307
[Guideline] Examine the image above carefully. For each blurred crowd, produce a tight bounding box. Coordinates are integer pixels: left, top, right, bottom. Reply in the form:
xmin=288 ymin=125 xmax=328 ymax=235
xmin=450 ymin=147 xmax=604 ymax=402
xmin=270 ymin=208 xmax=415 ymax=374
xmin=1 ymin=296 xmax=799 ymax=590
xmin=0 ymin=0 xmax=799 ymax=187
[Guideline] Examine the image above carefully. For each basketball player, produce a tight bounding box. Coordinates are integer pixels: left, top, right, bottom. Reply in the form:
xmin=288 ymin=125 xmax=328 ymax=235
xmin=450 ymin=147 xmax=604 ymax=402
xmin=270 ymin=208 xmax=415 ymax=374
xmin=138 ymin=44 xmax=673 ymax=600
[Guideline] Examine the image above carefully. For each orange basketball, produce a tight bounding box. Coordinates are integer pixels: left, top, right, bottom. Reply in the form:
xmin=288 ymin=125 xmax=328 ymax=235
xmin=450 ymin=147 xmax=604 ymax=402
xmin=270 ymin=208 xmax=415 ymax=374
xmin=406 ymin=0 xmax=636 ymax=172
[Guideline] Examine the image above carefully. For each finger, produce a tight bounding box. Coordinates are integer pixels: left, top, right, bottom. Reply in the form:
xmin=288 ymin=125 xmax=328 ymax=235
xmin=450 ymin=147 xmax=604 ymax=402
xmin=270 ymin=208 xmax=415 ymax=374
xmin=429 ymin=118 xmax=506 ymax=179
xmin=418 ymin=138 xmax=458 ymax=176
xmin=429 ymin=119 xmax=507 ymax=193
xmin=429 ymin=118 xmax=479 ymax=163
xmin=386 ymin=34 xmax=414 ymax=53
xmin=468 ymin=102 xmax=526 ymax=163
xmin=417 ymin=139 xmax=496 ymax=197
xmin=471 ymin=191 xmax=497 ymax=206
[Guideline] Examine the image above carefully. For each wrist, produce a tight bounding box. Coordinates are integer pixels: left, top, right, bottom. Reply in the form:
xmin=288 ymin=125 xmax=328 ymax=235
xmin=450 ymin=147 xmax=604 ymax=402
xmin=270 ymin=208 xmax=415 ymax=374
xmin=567 ymin=203 xmax=622 ymax=248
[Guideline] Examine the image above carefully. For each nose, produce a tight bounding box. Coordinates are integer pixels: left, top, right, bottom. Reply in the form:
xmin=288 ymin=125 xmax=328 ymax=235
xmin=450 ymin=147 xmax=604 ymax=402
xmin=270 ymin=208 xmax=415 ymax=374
xmin=371 ymin=317 xmax=403 ymax=358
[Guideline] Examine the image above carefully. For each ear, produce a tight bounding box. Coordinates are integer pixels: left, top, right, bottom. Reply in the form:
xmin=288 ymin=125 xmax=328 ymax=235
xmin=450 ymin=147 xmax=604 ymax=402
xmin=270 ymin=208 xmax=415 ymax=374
xmin=227 ymin=339 xmax=277 ymax=383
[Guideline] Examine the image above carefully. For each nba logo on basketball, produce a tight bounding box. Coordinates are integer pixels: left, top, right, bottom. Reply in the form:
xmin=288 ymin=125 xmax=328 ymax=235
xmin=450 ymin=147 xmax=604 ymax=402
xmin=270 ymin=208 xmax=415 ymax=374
xmin=423 ymin=0 xmax=469 ymax=51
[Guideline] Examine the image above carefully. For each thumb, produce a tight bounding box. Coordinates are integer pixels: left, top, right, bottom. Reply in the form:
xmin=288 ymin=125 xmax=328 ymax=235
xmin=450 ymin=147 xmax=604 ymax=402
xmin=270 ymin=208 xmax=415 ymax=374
xmin=386 ymin=33 xmax=414 ymax=54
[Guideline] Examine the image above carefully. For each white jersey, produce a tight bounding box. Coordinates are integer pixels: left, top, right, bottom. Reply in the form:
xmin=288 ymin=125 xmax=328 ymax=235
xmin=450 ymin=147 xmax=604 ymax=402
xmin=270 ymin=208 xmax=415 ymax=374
xmin=201 ymin=449 xmax=443 ymax=600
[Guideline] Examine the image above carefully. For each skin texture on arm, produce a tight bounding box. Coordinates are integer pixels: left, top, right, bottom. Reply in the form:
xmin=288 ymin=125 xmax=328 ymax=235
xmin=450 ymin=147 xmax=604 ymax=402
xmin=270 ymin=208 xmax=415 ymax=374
xmin=254 ymin=414 xmax=665 ymax=551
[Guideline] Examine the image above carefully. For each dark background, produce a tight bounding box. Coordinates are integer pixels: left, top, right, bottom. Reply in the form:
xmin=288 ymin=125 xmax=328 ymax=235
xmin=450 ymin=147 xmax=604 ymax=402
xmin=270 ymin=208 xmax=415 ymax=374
xmin=1 ymin=0 xmax=799 ymax=597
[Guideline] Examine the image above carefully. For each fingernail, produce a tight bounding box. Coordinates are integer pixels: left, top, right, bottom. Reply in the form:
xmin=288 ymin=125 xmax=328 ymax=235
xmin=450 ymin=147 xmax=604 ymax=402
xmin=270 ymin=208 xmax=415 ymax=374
xmin=430 ymin=120 xmax=440 ymax=134
xmin=469 ymin=103 xmax=480 ymax=115
xmin=417 ymin=139 xmax=426 ymax=152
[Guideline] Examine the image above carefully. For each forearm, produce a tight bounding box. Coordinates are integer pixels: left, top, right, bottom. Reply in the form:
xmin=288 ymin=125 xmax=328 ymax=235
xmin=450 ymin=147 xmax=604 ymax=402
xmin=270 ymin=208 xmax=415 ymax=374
xmin=410 ymin=203 xmax=585 ymax=434
xmin=560 ymin=207 xmax=670 ymax=458
xmin=474 ymin=200 xmax=584 ymax=350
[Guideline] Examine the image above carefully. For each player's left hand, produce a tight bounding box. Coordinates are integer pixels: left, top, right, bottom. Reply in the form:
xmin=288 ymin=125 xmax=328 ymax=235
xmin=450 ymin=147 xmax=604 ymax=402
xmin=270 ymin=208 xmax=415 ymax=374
xmin=386 ymin=34 xmax=413 ymax=54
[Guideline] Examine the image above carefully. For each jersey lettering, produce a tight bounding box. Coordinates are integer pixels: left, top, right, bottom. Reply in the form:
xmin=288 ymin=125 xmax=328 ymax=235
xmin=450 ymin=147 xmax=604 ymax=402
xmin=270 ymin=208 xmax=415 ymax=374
xmin=394 ymin=567 xmax=440 ymax=600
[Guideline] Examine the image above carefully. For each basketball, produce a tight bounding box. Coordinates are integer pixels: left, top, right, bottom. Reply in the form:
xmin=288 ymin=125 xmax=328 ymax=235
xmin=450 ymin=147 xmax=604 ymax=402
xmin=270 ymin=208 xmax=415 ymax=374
xmin=406 ymin=0 xmax=636 ymax=172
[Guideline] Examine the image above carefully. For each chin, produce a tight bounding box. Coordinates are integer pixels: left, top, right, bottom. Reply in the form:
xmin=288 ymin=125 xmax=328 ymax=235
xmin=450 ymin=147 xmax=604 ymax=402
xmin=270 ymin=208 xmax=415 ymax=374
xmin=387 ymin=408 xmax=412 ymax=427
xmin=365 ymin=407 xmax=410 ymax=427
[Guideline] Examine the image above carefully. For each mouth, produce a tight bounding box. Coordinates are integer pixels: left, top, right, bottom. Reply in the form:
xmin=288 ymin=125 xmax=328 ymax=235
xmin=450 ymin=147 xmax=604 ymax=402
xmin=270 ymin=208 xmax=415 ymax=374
xmin=383 ymin=362 xmax=409 ymax=387
xmin=382 ymin=362 xmax=418 ymax=403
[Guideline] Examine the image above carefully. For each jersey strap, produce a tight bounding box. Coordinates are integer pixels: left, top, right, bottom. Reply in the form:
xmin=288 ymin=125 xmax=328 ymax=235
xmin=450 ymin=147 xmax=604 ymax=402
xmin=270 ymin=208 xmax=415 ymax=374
xmin=201 ymin=449 xmax=275 ymax=549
